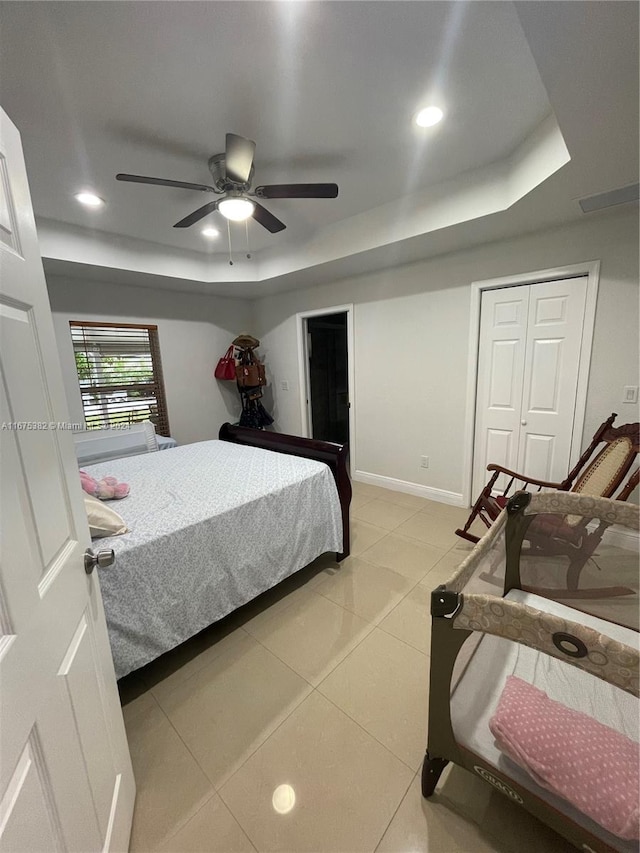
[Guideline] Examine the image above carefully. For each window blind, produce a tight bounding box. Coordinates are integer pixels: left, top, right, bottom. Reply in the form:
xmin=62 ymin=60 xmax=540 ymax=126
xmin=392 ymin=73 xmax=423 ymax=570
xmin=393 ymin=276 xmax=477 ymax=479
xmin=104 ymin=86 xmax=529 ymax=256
xmin=70 ymin=321 xmax=170 ymax=436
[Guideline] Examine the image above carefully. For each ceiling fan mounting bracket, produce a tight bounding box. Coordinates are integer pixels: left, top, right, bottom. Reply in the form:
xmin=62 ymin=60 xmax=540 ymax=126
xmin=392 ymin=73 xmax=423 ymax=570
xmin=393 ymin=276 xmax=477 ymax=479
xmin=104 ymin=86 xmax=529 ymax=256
xmin=207 ymin=153 xmax=253 ymax=193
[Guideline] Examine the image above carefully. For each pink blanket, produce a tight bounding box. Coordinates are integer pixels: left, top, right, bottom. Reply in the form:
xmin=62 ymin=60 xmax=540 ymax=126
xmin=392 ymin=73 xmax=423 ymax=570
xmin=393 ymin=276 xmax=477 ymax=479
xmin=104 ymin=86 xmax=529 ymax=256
xmin=489 ymin=675 xmax=639 ymax=840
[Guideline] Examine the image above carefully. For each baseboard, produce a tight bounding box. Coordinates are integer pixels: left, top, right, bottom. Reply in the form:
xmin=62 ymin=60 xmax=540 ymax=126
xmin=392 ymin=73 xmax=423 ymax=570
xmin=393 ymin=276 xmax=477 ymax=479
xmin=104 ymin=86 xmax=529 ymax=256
xmin=353 ymin=470 xmax=465 ymax=508
xmin=601 ymin=525 xmax=640 ymax=552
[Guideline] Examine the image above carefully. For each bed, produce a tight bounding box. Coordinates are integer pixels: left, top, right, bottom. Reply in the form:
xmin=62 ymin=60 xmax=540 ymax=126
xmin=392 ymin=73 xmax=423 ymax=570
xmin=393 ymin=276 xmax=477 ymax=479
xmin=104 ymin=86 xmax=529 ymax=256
xmin=422 ymin=491 xmax=639 ymax=853
xmin=84 ymin=425 xmax=351 ymax=678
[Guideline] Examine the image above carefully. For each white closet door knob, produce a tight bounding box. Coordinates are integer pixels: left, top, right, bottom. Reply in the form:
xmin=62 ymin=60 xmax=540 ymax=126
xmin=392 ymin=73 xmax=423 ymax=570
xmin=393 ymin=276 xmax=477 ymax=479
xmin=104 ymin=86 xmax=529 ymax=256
xmin=521 ymin=420 xmax=527 ymax=426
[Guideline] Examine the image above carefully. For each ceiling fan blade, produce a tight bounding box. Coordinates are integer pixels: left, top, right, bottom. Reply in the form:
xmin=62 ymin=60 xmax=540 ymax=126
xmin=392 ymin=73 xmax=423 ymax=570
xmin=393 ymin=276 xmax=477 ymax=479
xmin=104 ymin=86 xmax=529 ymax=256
xmin=251 ymin=201 xmax=286 ymax=233
xmin=225 ymin=133 xmax=256 ymax=184
xmin=254 ymin=183 xmax=339 ymax=199
xmin=116 ymin=173 xmax=214 ymax=193
xmin=173 ymin=201 xmax=219 ymax=228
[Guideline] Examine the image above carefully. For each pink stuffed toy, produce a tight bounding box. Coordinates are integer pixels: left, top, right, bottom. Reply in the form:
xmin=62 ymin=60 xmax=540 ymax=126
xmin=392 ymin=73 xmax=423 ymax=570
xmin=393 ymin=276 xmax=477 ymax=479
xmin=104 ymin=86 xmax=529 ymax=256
xmin=80 ymin=470 xmax=130 ymax=500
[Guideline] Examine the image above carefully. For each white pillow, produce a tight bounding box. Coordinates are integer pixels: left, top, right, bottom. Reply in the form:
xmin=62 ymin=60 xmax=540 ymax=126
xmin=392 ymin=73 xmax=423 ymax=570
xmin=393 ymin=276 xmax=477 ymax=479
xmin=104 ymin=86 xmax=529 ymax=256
xmin=84 ymin=494 xmax=128 ymax=538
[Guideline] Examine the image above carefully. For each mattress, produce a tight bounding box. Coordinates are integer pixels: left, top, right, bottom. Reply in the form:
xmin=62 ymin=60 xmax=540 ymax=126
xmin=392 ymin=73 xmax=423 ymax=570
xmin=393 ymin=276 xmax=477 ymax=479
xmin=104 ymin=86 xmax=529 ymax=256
xmin=451 ymin=589 xmax=639 ymax=851
xmin=85 ymin=440 xmax=343 ymax=678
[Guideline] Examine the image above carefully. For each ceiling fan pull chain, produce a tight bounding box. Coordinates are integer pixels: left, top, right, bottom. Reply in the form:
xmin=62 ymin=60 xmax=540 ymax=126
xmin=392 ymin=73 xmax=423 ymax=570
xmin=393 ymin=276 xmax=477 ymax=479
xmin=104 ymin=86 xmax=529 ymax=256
xmin=245 ymin=220 xmax=251 ymax=259
xmin=227 ymin=219 xmax=233 ymax=266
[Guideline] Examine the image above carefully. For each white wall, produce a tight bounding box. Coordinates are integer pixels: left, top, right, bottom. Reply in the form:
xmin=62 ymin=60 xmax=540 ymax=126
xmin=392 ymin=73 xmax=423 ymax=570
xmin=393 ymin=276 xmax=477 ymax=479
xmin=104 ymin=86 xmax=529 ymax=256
xmin=254 ymin=208 xmax=640 ymax=502
xmin=47 ymin=276 xmax=253 ymax=446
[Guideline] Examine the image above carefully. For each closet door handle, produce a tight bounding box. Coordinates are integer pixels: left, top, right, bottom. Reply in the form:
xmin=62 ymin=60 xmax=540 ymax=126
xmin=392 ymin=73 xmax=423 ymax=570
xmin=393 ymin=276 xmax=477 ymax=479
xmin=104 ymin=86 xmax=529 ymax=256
xmin=521 ymin=420 xmax=527 ymax=426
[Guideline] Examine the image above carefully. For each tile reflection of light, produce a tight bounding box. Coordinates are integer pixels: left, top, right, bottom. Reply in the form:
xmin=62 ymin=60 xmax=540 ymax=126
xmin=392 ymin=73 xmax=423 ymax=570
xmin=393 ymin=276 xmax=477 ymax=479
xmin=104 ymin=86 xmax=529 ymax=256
xmin=272 ymin=783 xmax=296 ymax=814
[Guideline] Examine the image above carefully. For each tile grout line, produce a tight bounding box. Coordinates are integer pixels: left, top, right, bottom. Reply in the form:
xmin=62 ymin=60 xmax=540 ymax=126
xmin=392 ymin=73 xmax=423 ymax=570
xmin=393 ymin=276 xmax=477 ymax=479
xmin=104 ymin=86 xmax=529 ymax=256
xmin=242 ymin=584 xmax=345 ymax=642
xmin=372 ymin=770 xmax=419 ymax=853
xmin=355 ymin=517 xmax=461 ymax=554
xmin=312 ymin=562 xmax=422 ymax=623
xmin=352 ymin=552 xmax=443 ymax=590
xmin=313 ymin=629 xmax=430 ymax=771
xmin=318 ymin=689 xmax=419 ymax=776
xmin=351 ymin=502 xmax=424 ymax=530
xmin=210 ymin=674 xmax=313 ymax=796
xmin=143 ymin=625 xmax=252 ymax=702
xmin=148 ymin=791 xmax=258 ymax=853
xmin=248 ymin=603 xmax=379 ymax=690
xmin=126 ymin=697 xmax=220 ymax=850
xmin=157 ymin=640 xmax=315 ymax=797
xmin=375 ymin=619 xmax=432 ymax=660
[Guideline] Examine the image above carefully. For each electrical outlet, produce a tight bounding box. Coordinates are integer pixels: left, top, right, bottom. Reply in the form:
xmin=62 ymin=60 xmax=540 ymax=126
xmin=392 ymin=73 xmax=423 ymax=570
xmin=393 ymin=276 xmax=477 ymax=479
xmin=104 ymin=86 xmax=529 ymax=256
xmin=623 ymin=385 xmax=638 ymax=404
xmin=420 ymin=456 xmax=429 ymax=469
xmin=280 ymin=380 xmax=290 ymax=392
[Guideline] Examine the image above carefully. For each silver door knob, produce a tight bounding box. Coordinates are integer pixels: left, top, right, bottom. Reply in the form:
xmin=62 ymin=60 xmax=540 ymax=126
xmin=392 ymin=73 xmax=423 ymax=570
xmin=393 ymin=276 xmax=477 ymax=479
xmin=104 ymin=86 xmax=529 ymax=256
xmin=84 ymin=548 xmax=115 ymax=574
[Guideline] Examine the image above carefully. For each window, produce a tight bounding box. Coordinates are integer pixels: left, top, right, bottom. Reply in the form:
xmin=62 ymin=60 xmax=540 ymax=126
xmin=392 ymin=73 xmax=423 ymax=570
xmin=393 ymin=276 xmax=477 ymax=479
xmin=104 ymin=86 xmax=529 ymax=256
xmin=70 ymin=321 xmax=170 ymax=435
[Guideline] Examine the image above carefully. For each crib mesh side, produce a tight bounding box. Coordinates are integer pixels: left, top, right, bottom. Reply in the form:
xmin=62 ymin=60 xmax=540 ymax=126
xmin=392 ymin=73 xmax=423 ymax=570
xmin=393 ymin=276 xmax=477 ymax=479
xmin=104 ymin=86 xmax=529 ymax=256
xmin=441 ymin=510 xmax=508 ymax=597
xmin=519 ymin=495 xmax=639 ymax=631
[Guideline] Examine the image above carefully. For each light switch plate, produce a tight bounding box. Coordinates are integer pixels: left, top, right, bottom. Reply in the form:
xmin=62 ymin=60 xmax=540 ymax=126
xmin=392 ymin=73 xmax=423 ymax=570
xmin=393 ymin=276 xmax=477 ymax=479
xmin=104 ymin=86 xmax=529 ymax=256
xmin=623 ymin=386 xmax=638 ymax=404
xmin=280 ymin=380 xmax=290 ymax=392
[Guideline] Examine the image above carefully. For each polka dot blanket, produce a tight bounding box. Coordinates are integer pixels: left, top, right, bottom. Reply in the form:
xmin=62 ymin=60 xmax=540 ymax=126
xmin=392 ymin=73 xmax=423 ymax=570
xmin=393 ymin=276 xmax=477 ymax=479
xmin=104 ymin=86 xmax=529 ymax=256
xmin=489 ymin=675 xmax=639 ymax=840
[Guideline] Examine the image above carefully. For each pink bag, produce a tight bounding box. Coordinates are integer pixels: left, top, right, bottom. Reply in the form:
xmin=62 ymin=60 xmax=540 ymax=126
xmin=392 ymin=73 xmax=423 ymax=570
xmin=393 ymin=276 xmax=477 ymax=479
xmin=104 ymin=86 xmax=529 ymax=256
xmin=214 ymin=346 xmax=236 ymax=381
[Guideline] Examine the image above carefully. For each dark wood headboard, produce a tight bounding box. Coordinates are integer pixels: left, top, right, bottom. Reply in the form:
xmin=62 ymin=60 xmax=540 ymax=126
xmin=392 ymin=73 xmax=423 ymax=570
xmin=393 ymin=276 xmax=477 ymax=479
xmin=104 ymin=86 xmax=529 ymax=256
xmin=218 ymin=423 xmax=352 ymax=560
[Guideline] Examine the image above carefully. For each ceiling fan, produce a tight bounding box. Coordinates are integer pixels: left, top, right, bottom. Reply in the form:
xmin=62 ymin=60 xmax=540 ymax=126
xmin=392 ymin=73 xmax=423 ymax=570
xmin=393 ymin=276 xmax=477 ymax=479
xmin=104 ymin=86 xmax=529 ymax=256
xmin=116 ymin=133 xmax=339 ymax=234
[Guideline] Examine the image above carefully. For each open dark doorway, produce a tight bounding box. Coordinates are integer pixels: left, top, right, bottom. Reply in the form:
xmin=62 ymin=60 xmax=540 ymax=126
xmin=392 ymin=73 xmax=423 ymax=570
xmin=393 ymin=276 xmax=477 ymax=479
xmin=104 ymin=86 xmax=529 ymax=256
xmin=306 ymin=312 xmax=349 ymax=446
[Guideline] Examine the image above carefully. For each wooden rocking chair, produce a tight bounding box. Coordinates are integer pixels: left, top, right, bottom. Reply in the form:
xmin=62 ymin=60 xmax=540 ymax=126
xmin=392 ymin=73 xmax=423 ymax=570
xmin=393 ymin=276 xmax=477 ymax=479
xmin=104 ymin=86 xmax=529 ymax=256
xmin=456 ymin=413 xmax=639 ymax=596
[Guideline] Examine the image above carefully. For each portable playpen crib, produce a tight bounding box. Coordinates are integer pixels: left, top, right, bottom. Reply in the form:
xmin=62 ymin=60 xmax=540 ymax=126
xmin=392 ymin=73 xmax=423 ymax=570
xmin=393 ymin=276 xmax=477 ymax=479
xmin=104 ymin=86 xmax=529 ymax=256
xmin=423 ymin=491 xmax=639 ymax=853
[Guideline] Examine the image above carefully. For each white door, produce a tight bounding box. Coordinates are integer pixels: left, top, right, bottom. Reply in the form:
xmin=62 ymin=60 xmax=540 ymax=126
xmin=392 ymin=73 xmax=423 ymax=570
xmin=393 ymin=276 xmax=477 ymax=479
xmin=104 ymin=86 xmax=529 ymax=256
xmin=0 ymin=108 xmax=135 ymax=852
xmin=472 ymin=277 xmax=588 ymax=498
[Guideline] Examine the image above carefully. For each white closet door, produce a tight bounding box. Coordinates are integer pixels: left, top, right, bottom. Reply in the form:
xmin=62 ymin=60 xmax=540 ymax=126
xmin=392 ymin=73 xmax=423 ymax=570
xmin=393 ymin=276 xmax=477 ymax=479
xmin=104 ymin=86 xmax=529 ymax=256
xmin=516 ymin=277 xmax=587 ymax=483
xmin=472 ymin=287 xmax=530 ymax=497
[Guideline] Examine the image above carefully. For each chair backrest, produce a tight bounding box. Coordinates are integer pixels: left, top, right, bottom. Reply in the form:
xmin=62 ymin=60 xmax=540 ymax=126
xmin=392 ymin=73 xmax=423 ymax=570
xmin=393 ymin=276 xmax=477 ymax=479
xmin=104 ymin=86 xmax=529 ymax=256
xmin=562 ymin=414 xmax=639 ymax=496
xmin=74 ymin=420 xmax=159 ymax=466
xmin=563 ymin=415 xmax=639 ymax=526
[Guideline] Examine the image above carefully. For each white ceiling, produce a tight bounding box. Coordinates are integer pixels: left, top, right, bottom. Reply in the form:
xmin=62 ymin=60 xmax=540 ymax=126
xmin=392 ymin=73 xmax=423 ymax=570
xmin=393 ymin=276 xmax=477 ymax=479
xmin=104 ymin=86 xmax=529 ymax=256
xmin=0 ymin=1 xmax=638 ymax=297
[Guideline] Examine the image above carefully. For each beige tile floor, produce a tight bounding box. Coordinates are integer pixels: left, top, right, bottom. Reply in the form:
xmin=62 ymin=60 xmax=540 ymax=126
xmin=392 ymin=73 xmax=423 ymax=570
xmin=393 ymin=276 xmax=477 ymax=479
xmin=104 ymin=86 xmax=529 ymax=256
xmin=119 ymin=483 xmax=575 ymax=853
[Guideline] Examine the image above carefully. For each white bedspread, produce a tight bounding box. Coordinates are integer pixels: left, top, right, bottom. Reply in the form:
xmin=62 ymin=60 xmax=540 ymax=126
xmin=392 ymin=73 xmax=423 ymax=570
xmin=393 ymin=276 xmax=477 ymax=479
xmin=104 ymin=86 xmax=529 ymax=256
xmin=450 ymin=589 xmax=639 ymax=851
xmin=85 ymin=440 xmax=343 ymax=678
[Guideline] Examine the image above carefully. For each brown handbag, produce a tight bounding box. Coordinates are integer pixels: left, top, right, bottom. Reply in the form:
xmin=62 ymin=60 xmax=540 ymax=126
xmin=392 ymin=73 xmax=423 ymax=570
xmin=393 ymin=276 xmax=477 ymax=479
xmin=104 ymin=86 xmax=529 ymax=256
xmin=235 ymin=345 xmax=266 ymax=387
xmin=235 ymin=360 xmax=266 ymax=387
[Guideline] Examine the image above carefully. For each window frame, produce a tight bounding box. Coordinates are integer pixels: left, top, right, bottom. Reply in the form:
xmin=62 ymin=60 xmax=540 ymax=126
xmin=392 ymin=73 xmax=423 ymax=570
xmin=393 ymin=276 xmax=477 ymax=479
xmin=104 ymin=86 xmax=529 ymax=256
xmin=69 ymin=320 xmax=171 ymax=436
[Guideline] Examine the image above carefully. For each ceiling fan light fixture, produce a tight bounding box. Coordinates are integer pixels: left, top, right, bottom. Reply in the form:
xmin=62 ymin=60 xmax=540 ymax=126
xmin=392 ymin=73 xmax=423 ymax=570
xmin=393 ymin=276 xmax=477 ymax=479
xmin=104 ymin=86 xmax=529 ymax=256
xmin=219 ymin=197 xmax=255 ymax=222
xmin=201 ymin=226 xmax=220 ymax=238
xmin=414 ymin=106 xmax=444 ymax=127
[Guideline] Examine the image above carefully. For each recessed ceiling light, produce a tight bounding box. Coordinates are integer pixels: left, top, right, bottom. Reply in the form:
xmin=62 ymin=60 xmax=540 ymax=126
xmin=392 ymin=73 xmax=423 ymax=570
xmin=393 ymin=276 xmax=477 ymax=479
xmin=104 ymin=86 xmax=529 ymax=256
xmin=218 ymin=197 xmax=255 ymax=222
xmin=74 ymin=191 xmax=104 ymax=207
xmin=201 ymin=227 xmax=220 ymax=238
xmin=414 ymin=106 xmax=444 ymax=128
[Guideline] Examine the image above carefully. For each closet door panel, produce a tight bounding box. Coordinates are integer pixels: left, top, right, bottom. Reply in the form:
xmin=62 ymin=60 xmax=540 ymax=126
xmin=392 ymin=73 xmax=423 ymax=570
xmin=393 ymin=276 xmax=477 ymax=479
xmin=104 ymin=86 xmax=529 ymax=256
xmin=520 ymin=432 xmax=555 ymax=482
xmin=528 ymin=338 xmax=562 ymax=414
xmin=517 ymin=278 xmax=587 ymax=483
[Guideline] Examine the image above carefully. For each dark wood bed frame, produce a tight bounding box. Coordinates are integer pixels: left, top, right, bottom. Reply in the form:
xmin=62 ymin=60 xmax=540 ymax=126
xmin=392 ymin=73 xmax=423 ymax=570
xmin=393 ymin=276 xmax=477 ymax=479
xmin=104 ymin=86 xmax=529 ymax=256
xmin=219 ymin=423 xmax=352 ymax=560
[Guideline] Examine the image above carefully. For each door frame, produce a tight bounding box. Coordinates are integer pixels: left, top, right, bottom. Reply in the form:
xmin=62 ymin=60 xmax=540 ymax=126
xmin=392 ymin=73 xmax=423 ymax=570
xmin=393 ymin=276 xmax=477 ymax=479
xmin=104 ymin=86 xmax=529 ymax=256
xmin=461 ymin=261 xmax=600 ymax=506
xmin=296 ymin=304 xmax=355 ymax=473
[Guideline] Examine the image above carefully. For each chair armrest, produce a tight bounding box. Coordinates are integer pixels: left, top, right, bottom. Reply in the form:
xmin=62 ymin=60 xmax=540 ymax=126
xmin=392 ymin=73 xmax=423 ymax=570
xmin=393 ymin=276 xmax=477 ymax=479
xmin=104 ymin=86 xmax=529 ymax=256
xmin=486 ymin=463 xmax=564 ymax=490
